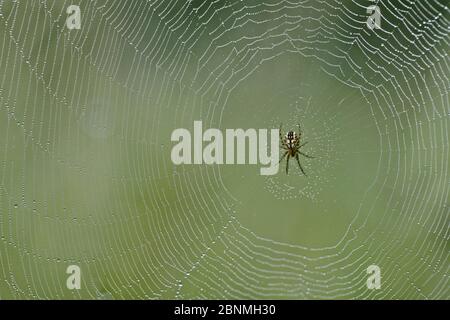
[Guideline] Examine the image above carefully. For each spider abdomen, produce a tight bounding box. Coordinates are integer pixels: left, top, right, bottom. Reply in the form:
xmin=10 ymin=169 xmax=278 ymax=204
xmin=286 ymin=131 xmax=297 ymax=148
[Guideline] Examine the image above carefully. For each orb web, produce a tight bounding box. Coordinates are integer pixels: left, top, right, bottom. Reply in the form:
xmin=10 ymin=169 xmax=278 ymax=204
xmin=0 ymin=0 xmax=448 ymax=299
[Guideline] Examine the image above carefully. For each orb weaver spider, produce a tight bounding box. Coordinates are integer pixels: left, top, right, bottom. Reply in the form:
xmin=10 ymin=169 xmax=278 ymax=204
xmin=279 ymin=124 xmax=314 ymax=175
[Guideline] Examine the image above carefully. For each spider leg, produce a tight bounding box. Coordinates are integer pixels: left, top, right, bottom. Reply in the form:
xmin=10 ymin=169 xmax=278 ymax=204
xmin=285 ymin=154 xmax=290 ymax=174
xmin=299 ymin=151 xmax=314 ymax=159
xmin=279 ymin=151 xmax=288 ymax=163
xmin=297 ymin=124 xmax=302 ymax=135
xmin=279 ymin=124 xmax=290 ymax=150
xmin=295 ymin=154 xmax=307 ymax=176
xmin=279 ymin=123 xmax=283 ymax=141
xmin=299 ymin=141 xmax=308 ymax=148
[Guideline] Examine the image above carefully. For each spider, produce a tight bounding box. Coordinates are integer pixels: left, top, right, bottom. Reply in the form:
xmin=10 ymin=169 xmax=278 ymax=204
xmin=279 ymin=124 xmax=314 ymax=175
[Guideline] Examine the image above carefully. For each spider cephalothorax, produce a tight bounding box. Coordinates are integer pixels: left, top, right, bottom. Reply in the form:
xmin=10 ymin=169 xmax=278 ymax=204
xmin=279 ymin=124 xmax=314 ymax=175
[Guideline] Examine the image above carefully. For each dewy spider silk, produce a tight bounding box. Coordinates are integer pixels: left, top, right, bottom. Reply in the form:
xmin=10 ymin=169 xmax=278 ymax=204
xmin=171 ymin=121 xmax=280 ymax=175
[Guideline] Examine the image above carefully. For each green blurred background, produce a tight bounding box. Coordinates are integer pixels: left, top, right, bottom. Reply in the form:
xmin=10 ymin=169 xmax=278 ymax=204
xmin=0 ymin=0 xmax=448 ymax=299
